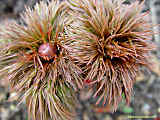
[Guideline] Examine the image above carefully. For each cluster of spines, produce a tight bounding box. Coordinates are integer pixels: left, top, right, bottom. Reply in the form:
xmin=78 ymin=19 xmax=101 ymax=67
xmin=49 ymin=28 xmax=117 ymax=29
xmin=0 ymin=0 xmax=154 ymax=119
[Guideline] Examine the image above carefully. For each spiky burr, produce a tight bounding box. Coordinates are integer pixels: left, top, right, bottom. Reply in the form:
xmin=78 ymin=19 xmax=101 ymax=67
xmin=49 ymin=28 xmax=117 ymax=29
xmin=67 ymin=0 xmax=154 ymax=110
xmin=0 ymin=1 xmax=83 ymax=119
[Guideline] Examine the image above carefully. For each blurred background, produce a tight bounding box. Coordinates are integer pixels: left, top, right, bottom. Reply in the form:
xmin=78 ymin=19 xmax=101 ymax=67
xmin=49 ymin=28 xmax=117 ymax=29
xmin=0 ymin=0 xmax=160 ymax=120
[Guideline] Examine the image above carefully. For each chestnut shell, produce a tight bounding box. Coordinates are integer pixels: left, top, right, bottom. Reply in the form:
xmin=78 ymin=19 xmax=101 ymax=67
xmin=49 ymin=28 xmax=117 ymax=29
xmin=38 ymin=43 xmax=57 ymax=61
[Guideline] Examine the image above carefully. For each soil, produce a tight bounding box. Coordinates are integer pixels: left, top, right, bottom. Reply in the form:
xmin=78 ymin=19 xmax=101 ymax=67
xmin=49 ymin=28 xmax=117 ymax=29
xmin=0 ymin=0 xmax=160 ymax=120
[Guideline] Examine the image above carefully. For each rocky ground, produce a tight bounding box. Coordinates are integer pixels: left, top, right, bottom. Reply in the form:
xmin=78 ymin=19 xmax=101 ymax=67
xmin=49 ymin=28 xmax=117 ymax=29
xmin=0 ymin=0 xmax=160 ymax=120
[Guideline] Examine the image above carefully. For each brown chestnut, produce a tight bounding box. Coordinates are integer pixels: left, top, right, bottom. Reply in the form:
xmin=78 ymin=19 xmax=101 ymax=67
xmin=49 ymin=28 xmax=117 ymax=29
xmin=38 ymin=43 xmax=57 ymax=61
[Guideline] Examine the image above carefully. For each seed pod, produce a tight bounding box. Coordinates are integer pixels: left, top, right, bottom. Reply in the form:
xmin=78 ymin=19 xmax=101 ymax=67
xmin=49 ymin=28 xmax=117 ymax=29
xmin=0 ymin=1 xmax=83 ymax=120
xmin=68 ymin=0 xmax=154 ymax=111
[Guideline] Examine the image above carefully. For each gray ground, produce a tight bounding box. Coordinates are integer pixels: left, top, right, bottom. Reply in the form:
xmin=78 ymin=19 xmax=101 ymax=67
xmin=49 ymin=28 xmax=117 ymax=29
xmin=0 ymin=0 xmax=160 ymax=120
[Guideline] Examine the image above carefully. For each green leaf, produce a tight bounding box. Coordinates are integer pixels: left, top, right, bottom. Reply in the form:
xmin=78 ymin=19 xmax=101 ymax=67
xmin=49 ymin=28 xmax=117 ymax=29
xmin=122 ymin=106 xmax=133 ymax=113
